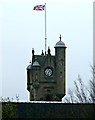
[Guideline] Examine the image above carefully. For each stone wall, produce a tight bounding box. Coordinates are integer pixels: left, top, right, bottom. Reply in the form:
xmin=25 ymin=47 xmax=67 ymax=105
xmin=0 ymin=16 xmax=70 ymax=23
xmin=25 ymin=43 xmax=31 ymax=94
xmin=2 ymin=102 xmax=95 ymax=119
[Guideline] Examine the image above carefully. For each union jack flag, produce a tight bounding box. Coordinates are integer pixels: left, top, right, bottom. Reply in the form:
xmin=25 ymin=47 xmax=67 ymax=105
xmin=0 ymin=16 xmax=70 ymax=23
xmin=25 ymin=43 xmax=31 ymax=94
xmin=33 ymin=5 xmax=45 ymax=11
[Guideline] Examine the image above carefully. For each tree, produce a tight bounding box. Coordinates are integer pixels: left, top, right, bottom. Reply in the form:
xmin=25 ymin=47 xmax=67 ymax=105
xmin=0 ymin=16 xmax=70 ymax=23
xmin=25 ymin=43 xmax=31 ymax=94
xmin=2 ymin=102 xmax=18 ymax=118
xmin=89 ymin=65 xmax=95 ymax=103
xmin=0 ymin=96 xmax=19 ymax=118
xmin=63 ymin=65 xmax=95 ymax=103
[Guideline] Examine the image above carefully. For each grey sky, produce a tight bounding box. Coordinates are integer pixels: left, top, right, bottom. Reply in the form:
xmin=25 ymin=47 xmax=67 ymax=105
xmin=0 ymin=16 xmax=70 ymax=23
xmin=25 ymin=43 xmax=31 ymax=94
xmin=94 ymin=1 xmax=95 ymax=66
xmin=0 ymin=0 xmax=93 ymax=101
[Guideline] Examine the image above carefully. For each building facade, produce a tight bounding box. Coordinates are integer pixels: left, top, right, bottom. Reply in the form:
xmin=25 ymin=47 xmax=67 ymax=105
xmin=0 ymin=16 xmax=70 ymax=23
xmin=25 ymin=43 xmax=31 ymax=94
xmin=26 ymin=35 xmax=67 ymax=101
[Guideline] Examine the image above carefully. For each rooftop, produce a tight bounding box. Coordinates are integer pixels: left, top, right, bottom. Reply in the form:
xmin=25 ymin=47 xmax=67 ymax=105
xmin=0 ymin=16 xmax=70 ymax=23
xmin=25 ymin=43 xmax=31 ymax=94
xmin=54 ymin=34 xmax=66 ymax=48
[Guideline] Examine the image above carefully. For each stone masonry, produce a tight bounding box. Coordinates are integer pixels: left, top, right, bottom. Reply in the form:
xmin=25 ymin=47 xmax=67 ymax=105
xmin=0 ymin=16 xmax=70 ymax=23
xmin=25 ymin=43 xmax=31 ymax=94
xmin=26 ymin=35 xmax=67 ymax=101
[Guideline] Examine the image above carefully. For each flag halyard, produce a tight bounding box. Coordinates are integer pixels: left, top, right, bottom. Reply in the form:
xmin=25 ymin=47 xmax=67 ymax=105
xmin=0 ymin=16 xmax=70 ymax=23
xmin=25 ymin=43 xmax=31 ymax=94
xmin=33 ymin=5 xmax=45 ymax=11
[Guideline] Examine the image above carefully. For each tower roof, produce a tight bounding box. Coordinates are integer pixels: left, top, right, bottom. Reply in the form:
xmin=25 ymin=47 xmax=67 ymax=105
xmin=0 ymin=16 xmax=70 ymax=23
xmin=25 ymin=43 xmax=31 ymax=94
xmin=27 ymin=64 xmax=31 ymax=70
xmin=32 ymin=58 xmax=40 ymax=67
xmin=54 ymin=35 xmax=66 ymax=48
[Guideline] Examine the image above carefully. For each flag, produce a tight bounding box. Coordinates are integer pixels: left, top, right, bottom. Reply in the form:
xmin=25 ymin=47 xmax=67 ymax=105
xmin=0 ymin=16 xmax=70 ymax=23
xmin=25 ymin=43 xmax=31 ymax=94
xmin=33 ymin=5 xmax=45 ymax=11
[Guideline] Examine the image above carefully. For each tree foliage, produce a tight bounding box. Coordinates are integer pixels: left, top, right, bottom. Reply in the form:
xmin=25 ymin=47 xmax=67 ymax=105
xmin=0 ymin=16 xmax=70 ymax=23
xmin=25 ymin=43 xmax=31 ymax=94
xmin=0 ymin=96 xmax=19 ymax=118
xmin=2 ymin=102 xmax=18 ymax=118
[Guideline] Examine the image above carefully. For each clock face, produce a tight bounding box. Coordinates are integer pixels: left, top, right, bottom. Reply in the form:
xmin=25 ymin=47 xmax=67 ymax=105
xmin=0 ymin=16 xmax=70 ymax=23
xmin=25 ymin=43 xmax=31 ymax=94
xmin=45 ymin=68 xmax=53 ymax=76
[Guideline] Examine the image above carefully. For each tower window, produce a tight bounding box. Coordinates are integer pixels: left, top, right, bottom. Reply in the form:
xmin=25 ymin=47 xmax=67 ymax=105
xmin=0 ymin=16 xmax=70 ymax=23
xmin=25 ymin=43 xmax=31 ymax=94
xmin=35 ymin=74 xmax=38 ymax=79
xmin=40 ymin=98 xmax=43 ymax=100
xmin=60 ymin=72 xmax=62 ymax=78
xmin=47 ymin=89 xmax=50 ymax=93
xmin=46 ymin=94 xmax=52 ymax=101
xmin=60 ymin=59 xmax=64 ymax=65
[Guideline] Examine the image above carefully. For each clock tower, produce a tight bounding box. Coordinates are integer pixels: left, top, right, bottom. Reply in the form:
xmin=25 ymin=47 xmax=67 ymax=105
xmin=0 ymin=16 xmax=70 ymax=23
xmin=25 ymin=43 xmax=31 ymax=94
xmin=26 ymin=35 xmax=67 ymax=101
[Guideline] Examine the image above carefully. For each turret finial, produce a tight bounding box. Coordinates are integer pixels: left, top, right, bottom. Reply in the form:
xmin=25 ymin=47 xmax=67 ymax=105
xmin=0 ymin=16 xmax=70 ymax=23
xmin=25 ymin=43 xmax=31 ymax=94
xmin=32 ymin=48 xmax=34 ymax=56
xmin=59 ymin=34 xmax=61 ymax=41
xmin=41 ymin=50 xmax=44 ymax=55
xmin=48 ymin=46 xmax=50 ymax=54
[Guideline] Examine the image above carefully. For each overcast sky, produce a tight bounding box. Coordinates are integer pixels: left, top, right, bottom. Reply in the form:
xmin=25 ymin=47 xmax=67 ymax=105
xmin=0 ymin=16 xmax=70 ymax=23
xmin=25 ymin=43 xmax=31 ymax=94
xmin=0 ymin=0 xmax=93 ymax=101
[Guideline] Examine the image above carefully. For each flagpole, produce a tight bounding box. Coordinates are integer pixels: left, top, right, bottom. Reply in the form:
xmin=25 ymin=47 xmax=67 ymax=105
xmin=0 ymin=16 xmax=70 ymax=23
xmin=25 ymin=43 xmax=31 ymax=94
xmin=45 ymin=3 xmax=47 ymax=55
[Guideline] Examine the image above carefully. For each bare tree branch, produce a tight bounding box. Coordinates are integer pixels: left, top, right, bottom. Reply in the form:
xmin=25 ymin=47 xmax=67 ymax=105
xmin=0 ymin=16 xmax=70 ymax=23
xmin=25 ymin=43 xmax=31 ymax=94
xmin=63 ymin=65 xmax=95 ymax=103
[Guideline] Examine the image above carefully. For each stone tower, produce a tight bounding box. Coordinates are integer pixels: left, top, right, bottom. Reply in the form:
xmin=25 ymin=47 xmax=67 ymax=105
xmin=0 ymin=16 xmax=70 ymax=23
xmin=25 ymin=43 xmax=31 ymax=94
xmin=26 ymin=35 xmax=67 ymax=101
